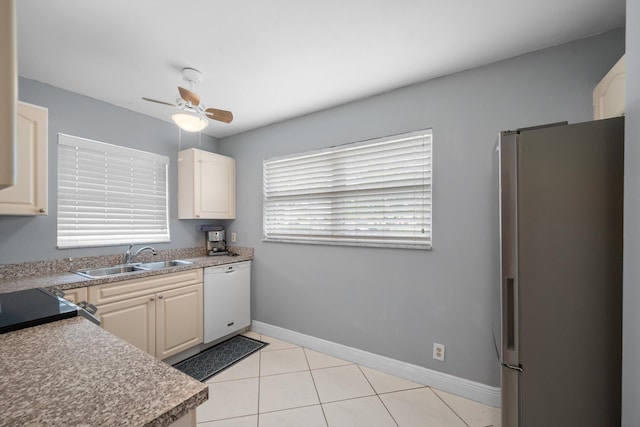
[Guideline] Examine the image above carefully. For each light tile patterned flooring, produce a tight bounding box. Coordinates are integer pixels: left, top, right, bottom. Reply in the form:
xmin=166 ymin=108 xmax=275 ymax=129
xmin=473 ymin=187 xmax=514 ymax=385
xmin=196 ymin=332 xmax=500 ymax=427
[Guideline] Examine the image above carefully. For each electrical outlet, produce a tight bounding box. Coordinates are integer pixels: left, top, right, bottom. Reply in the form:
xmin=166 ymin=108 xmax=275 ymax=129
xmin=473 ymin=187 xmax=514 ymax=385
xmin=433 ymin=343 xmax=445 ymax=361
xmin=231 ymin=232 xmax=237 ymax=242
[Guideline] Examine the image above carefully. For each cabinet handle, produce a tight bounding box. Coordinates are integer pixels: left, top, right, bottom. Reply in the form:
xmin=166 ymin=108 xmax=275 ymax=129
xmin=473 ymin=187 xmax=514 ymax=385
xmin=39 ymin=208 xmax=46 ymax=213
xmin=158 ymin=295 xmax=164 ymax=299
xmin=150 ymin=296 xmax=155 ymax=301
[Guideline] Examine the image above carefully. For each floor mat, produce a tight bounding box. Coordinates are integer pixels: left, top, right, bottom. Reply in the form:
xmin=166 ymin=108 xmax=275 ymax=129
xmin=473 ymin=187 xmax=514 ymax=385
xmin=173 ymin=334 xmax=267 ymax=382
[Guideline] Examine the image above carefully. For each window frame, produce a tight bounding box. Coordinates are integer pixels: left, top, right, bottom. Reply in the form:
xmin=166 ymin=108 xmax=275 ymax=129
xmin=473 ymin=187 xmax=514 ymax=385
xmin=262 ymin=129 xmax=433 ymax=250
xmin=57 ymin=134 xmax=170 ymax=249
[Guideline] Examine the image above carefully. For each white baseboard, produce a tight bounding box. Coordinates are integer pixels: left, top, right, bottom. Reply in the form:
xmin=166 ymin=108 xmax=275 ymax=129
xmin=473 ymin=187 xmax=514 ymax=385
xmin=251 ymin=320 xmax=501 ymax=408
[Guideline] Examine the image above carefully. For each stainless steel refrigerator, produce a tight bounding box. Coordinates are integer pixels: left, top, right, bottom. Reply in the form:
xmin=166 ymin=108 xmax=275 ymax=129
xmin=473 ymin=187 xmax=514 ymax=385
xmin=499 ymin=117 xmax=623 ymax=427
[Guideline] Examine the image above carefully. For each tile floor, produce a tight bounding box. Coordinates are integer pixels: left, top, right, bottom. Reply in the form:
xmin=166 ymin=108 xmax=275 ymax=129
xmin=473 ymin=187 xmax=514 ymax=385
xmin=196 ymin=332 xmax=500 ymax=427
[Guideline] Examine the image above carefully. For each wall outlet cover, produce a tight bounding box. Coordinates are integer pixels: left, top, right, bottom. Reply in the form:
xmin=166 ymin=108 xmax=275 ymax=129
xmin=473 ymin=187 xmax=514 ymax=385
xmin=433 ymin=343 xmax=445 ymax=362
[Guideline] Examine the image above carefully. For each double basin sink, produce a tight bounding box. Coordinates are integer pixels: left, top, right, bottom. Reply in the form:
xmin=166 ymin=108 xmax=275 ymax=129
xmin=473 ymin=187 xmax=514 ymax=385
xmin=73 ymin=260 xmax=193 ymax=279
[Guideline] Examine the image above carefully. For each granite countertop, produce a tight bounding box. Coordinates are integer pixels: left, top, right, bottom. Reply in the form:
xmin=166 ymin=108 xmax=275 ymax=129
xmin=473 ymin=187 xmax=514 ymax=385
xmin=0 ymin=247 xmax=253 ymax=295
xmin=0 ymin=317 xmax=207 ymax=426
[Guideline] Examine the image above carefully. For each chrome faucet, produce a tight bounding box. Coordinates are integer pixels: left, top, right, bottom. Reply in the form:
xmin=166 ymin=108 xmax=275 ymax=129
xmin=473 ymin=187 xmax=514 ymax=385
xmin=124 ymin=244 xmax=157 ymax=264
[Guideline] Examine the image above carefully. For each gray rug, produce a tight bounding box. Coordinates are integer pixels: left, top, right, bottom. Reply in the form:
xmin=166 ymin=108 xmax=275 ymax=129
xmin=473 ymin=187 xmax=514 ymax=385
xmin=173 ymin=335 xmax=267 ymax=382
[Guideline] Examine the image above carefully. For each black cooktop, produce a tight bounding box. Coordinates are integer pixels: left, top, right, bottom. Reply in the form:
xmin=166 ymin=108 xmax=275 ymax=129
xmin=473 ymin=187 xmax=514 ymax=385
xmin=0 ymin=288 xmax=79 ymax=334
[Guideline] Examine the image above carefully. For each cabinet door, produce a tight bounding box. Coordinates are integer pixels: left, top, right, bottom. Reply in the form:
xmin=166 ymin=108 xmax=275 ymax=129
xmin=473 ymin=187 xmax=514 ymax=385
xmin=594 ymin=55 xmax=625 ymax=120
xmin=0 ymin=0 xmax=17 ymax=189
xmin=178 ymin=148 xmax=236 ymax=219
xmin=96 ymin=294 xmax=156 ymax=356
xmin=197 ymin=150 xmax=236 ymax=219
xmin=204 ymin=265 xmax=251 ymax=343
xmin=156 ymin=283 xmax=203 ymax=360
xmin=0 ymin=102 xmax=48 ymax=215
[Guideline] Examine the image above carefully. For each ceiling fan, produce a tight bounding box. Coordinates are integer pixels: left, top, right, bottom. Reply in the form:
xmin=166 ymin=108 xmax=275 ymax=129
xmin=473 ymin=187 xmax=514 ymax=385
xmin=142 ymin=68 xmax=233 ymax=132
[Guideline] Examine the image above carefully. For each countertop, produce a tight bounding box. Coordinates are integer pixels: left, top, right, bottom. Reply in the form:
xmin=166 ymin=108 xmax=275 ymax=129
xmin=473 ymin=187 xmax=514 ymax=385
xmin=0 ymin=247 xmax=253 ymax=295
xmin=0 ymin=316 xmax=208 ymax=426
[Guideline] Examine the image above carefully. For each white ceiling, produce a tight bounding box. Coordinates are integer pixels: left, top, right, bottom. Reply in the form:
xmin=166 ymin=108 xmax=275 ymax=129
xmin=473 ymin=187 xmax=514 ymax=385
xmin=16 ymin=0 xmax=625 ymax=139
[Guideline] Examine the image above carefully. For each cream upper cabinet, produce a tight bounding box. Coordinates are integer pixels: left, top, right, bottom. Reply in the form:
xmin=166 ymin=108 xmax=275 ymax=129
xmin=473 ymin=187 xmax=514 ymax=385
xmin=178 ymin=148 xmax=236 ymax=219
xmin=0 ymin=102 xmax=48 ymax=215
xmin=0 ymin=0 xmax=17 ymax=190
xmin=594 ymin=54 xmax=625 ymax=120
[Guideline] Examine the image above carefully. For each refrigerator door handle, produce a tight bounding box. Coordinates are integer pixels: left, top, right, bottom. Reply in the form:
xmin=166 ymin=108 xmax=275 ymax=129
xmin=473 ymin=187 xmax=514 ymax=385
xmin=505 ymin=277 xmax=516 ymax=350
xmin=502 ymin=274 xmax=519 ymax=365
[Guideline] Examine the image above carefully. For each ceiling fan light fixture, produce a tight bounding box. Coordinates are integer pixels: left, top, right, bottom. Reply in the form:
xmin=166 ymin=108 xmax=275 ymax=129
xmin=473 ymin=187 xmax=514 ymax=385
xmin=171 ymin=111 xmax=208 ymax=132
xmin=144 ymin=67 xmax=232 ymax=128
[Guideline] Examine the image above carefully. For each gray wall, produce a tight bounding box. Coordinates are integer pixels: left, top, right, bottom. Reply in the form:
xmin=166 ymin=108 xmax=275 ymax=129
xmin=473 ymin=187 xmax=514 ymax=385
xmin=218 ymin=29 xmax=625 ymax=386
xmin=623 ymin=0 xmax=639 ymax=424
xmin=0 ymin=78 xmax=219 ymax=265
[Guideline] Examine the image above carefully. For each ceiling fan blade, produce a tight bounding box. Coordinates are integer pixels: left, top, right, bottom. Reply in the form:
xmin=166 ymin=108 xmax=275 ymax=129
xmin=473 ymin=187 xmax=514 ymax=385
xmin=142 ymin=97 xmax=176 ymax=107
xmin=178 ymin=87 xmax=200 ymax=106
xmin=205 ymin=108 xmax=234 ymax=123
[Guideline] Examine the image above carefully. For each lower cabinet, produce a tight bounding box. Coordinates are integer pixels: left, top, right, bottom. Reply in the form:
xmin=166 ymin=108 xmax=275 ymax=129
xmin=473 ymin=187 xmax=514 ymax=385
xmin=88 ymin=270 xmax=203 ymax=360
xmin=95 ymin=293 xmax=156 ymax=355
xmin=61 ymin=287 xmax=87 ymax=304
xmin=156 ymin=283 xmax=204 ymax=359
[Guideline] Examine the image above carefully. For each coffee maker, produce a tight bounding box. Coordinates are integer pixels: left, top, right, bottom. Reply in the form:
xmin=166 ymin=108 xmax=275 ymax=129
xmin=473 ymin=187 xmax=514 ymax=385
xmin=200 ymin=225 xmax=228 ymax=256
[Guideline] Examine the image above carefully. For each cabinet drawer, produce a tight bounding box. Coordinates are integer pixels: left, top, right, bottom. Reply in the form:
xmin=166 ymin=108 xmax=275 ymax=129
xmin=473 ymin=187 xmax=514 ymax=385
xmin=88 ymin=269 xmax=203 ymax=305
xmin=61 ymin=287 xmax=87 ymax=304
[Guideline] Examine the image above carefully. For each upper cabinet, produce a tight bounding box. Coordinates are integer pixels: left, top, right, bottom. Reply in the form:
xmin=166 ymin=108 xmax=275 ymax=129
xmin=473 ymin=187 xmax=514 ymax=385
xmin=0 ymin=102 xmax=48 ymax=215
xmin=0 ymin=0 xmax=17 ymax=189
xmin=178 ymin=148 xmax=236 ymax=219
xmin=594 ymin=54 xmax=625 ymax=120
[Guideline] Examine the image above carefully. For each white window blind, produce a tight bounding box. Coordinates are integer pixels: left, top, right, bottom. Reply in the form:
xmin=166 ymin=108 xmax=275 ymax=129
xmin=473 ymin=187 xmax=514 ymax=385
xmin=263 ymin=129 xmax=432 ymax=249
xmin=57 ymin=134 xmax=170 ymax=248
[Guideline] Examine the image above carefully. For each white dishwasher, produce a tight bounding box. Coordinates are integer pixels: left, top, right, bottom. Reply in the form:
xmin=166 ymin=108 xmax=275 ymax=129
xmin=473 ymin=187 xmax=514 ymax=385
xmin=203 ymin=261 xmax=251 ymax=343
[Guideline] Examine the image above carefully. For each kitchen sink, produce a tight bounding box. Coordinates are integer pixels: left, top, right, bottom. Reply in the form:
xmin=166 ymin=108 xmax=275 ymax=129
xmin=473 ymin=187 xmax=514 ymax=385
xmin=72 ymin=260 xmax=193 ymax=279
xmin=73 ymin=265 xmax=145 ymax=279
xmin=136 ymin=260 xmax=193 ymax=270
